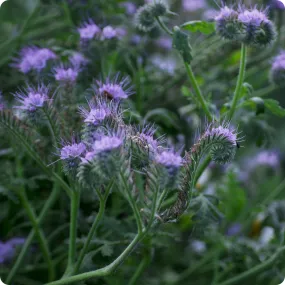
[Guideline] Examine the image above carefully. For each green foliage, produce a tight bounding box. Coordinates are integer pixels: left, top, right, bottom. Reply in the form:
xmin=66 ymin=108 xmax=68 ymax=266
xmin=181 ymin=21 xmax=216 ymax=35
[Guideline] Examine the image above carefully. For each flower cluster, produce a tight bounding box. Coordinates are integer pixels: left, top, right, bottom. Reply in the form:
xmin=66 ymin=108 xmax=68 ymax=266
xmin=13 ymin=46 xmax=56 ymax=74
xmin=215 ymin=6 xmax=276 ymax=46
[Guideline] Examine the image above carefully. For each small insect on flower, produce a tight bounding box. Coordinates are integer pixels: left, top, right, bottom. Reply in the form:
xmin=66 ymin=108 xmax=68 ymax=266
xmin=270 ymin=50 xmax=285 ymax=86
xmin=14 ymin=84 xmax=50 ymax=115
xmin=13 ymin=46 xmax=57 ymax=74
xmin=77 ymin=19 xmax=101 ymax=41
xmin=94 ymin=74 xmax=134 ymax=100
xmin=238 ymin=7 xmax=276 ymax=46
xmin=53 ymin=64 xmax=79 ymax=86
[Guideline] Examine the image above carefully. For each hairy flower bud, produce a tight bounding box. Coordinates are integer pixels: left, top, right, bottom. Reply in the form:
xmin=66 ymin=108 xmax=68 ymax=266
xmin=135 ymin=5 xmax=156 ymax=32
xmin=150 ymin=1 xmax=168 ymax=17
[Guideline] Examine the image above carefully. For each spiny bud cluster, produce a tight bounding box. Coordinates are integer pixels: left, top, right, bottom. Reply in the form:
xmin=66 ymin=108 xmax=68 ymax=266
xmin=135 ymin=1 xmax=168 ymax=32
xmin=215 ymin=5 xmax=276 ymax=46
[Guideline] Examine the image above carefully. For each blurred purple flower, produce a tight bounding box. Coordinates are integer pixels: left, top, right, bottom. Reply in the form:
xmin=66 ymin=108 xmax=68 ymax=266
xmin=156 ymin=36 xmax=172 ymax=50
xmin=54 ymin=65 xmax=79 ymax=85
xmin=238 ymin=8 xmax=269 ymax=26
xmin=78 ymin=19 xmax=101 ymax=40
xmin=271 ymin=0 xmax=285 ymax=9
xmin=226 ymin=223 xmax=242 ymax=236
xmin=155 ymin=151 xmax=182 ymax=168
xmin=182 ymin=0 xmax=207 ymax=12
xmin=0 ymin=238 xmax=25 ymax=264
xmin=91 ymin=135 xmax=123 ymax=155
xmin=254 ymin=150 xmax=280 ymax=168
xmin=60 ymin=142 xmax=86 ymax=160
xmin=101 ymin=26 xmax=117 ymax=40
xmin=205 ymin=124 xmax=237 ymax=146
xmin=69 ymin=52 xmax=89 ymax=68
xmin=120 ymin=2 xmax=137 ymax=14
xmin=115 ymin=27 xmax=127 ymax=39
xmin=13 ymin=46 xmax=56 ymax=74
xmin=151 ymin=55 xmax=177 ymax=75
xmin=14 ymin=84 xmax=50 ymax=112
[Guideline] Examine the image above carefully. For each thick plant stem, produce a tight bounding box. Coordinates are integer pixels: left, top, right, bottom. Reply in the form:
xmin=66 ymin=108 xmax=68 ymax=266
xmin=45 ymin=233 xmax=146 ymax=285
xmin=218 ymin=246 xmax=285 ymax=285
xmin=194 ymin=155 xmax=212 ymax=185
xmin=18 ymin=190 xmax=55 ymax=282
xmin=184 ymin=62 xmax=212 ymax=121
xmin=228 ymin=43 xmax=247 ymax=120
xmin=6 ymin=185 xmax=60 ymax=283
xmin=73 ymin=184 xmax=113 ymax=274
xmin=65 ymin=189 xmax=80 ymax=275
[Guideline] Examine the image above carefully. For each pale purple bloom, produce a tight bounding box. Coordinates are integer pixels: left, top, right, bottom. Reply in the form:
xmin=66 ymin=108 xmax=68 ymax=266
xmin=136 ymin=125 xmax=164 ymax=151
xmin=54 ymin=65 xmax=79 ymax=84
xmin=95 ymin=75 xmax=134 ymax=100
xmin=120 ymin=2 xmax=137 ymax=14
xmin=14 ymin=84 xmax=49 ymax=112
xmin=151 ymin=55 xmax=177 ymax=75
xmin=205 ymin=124 xmax=237 ymax=146
xmin=101 ymin=26 xmax=117 ymax=40
xmin=215 ymin=6 xmax=237 ymax=22
xmin=191 ymin=240 xmax=206 ymax=253
xmin=0 ymin=238 xmax=25 ymax=264
xmin=254 ymin=151 xmax=280 ymax=168
xmin=155 ymin=151 xmax=183 ymax=168
xmin=60 ymin=142 xmax=86 ymax=160
xmin=238 ymin=8 xmax=269 ymax=26
xmin=182 ymin=0 xmax=207 ymax=12
xmin=271 ymin=0 xmax=285 ymax=9
xmin=92 ymin=135 xmax=123 ymax=154
xmin=13 ymin=46 xmax=56 ymax=73
xmin=69 ymin=52 xmax=89 ymax=68
xmin=156 ymin=36 xmax=172 ymax=50
xmin=203 ymin=9 xmax=218 ymax=20
xmin=78 ymin=19 xmax=101 ymax=40
xmin=115 ymin=27 xmax=127 ymax=39
xmin=271 ymin=51 xmax=285 ymax=71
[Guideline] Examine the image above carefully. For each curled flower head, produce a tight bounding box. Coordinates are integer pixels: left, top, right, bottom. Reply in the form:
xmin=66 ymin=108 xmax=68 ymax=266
xmin=150 ymin=1 xmax=168 ymax=17
xmin=238 ymin=7 xmax=276 ymax=46
xmin=54 ymin=65 xmax=79 ymax=85
xmin=14 ymin=84 xmax=50 ymax=113
xmin=78 ymin=19 xmax=101 ymax=40
xmin=270 ymin=51 xmax=285 ymax=86
xmin=0 ymin=238 xmax=25 ymax=264
xmin=13 ymin=46 xmax=56 ymax=73
xmin=69 ymin=52 xmax=89 ymax=68
xmin=101 ymin=26 xmax=117 ymax=40
xmin=94 ymin=74 xmax=134 ymax=100
xmin=135 ymin=4 xmax=156 ymax=32
xmin=203 ymin=122 xmax=240 ymax=164
xmin=59 ymin=140 xmax=86 ymax=175
xmin=215 ymin=6 xmax=242 ymax=41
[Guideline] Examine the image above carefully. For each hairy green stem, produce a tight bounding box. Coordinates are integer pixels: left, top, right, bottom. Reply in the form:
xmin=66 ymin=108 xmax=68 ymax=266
xmin=194 ymin=155 xmax=212 ymax=185
xmin=184 ymin=62 xmax=212 ymax=121
xmin=18 ymin=190 xmax=55 ymax=281
xmin=155 ymin=16 xmax=173 ymax=36
xmin=73 ymin=183 xmax=113 ymax=274
xmin=45 ymin=233 xmax=147 ymax=285
xmin=228 ymin=43 xmax=247 ymax=120
xmin=218 ymin=246 xmax=285 ymax=285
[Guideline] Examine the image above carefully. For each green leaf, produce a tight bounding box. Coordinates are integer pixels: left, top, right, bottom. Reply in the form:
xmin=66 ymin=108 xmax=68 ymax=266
xmin=172 ymin=26 xmax=192 ymax=63
xmin=264 ymin=99 xmax=285 ymax=117
xmin=181 ymin=20 xmax=215 ymax=35
xmin=101 ymin=244 xmax=114 ymax=257
xmin=241 ymin=97 xmax=265 ymax=115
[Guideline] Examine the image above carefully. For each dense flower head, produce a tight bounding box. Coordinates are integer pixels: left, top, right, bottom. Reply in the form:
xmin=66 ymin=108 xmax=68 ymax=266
xmin=13 ymin=46 xmax=56 ymax=73
xmin=0 ymin=238 xmax=25 ymax=264
xmin=92 ymin=135 xmax=123 ymax=154
xmin=54 ymin=65 xmax=79 ymax=84
xmin=270 ymin=51 xmax=285 ymax=85
xmin=135 ymin=4 xmax=156 ymax=32
xmin=78 ymin=19 xmax=101 ymax=40
xmin=155 ymin=150 xmax=183 ymax=168
xmin=238 ymin=8 xmax=269 ymax=26
xmin=60 ymin=142 xmax=86 ymax=160
xmin=94 ymin=74 xmax=134 ymax=100
xmin=205 ymin=125 xmax=237 ymax=146
xmin=101 ymin=26 xmax=117 ymax=40
xmin=14 ymin=84 xmax=50 ymax=112
xmin=69 ymin=52 xmax=89 ymax=68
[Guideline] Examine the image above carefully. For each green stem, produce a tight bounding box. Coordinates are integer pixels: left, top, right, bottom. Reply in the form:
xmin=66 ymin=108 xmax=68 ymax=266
xmin=155 ymin=16 xmax=173 ymax=36
xmin=73 ymin=184 xmax=113 ymax=274
xmin=45 ymin=233 xmax=147 ymax=285
xmin=228 ymin=43 xmax=247 ymax=120
xmin=184 ymin=62 xmax=212 ymax=121
xmin=218 ymin=246 xmax=285 ymax=285
xmin=6 ymin=185 xmax=60 ymax=284
xmin=65 ymin=189 xmax=80 ymax=274
xmin=194 ymin=155 xmax=212 ymax=185
xmin=18 ymin=190 xmax=55 ymax=281
xmin=43 ymin=107 xmax=58 ymax=148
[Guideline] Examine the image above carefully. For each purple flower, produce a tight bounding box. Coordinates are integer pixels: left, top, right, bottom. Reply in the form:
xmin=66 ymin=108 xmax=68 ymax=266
xmin=215 ymin=6 xmax=238 ymax=22
xmin=238 ymin=8 xmax=269 ymax=26
xmin=271 ymin=0 xmax=285 ymax=10
xmin=94 ymin=75 xmax=134 ymax=100
xmin=254 ymin=150 xmax=280 ymax=168
xmin=92 ymin=135 xmax=123 ymax=154
xmin=205 ymin=124 xmax=237 ymax=146
xmin=14 ymin=84 xmax=50 ymax=112
xmin=155 ymin=151 xmax=182 ymax=168
xmin=54 ymin=65 xmax=79 ymax=85
xmin=0 ymin=238 xmax=25 ymax=264
xmin=226 ymin=223 xmax=242 ymax=236
xmin=272 ymin=51 xmax=285 ymax=70
xmin=101 ymin=26 xmax=117 ymax=40
xmin=182 ymin=0 xmax=207 ymax=12
xmin=151 ymin=55 xmax=177 ymax=75
xmin=155 ymin=36 xmax=172 ymax=50
xmin=78 ymin=19 xmax=101 ymax=40
xmin=115 ymin=27 xmax=127 ymax=39
xmin=60 ymin=142 xmax=86 ymax=160
xmin=120 ymin=2 xmax=137 ymax=14
xmin=270 ymin=51 xmax=285 ymax=85
xmin=69 ymin=52 xmax=89 ymax=68
xmin=13 ymin=46 xmax=56 ymax=73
